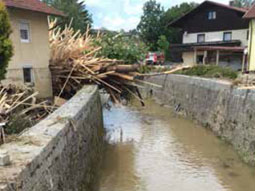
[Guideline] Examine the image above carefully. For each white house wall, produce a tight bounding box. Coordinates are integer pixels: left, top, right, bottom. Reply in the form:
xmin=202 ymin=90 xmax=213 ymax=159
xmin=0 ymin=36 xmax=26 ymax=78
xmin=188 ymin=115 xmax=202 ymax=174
xmin=183 ymin=29 xmax=249 ymax=46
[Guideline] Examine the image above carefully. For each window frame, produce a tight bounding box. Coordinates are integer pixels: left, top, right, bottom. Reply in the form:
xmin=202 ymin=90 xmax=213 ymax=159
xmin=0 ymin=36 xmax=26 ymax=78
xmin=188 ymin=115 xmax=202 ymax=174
xmin=223 ymin=32 xmax=232 ymax=42
xmin=197 ymin=34 xmax=205 ymax=43
xmin=19 ymin=20 xmax=31 ymax=43
xmin=208 ymin=11 xmax=216 ymax=20
xmin=23 ymin=66 xmax=33 ymax=84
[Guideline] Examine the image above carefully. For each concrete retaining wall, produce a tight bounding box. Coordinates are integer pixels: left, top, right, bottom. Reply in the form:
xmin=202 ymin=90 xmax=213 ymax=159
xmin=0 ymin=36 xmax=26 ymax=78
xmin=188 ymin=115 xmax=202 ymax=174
xmin=0 ymin=86 xmax=104 ymax=191
xmin=141 ymin=74 xmax=255 ymax=165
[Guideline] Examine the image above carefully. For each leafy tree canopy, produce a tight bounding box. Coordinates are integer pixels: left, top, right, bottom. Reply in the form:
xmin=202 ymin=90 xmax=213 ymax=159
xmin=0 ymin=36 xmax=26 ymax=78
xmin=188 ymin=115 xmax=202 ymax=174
xmin=157 ymin=35 xmax=169 ymax=54
xmin=162 ymin=2 xmax=197 ymax=44
xmin=94 ymin=32 xmax=148 ymax=64
xmin=0 ymin=2 xmax=13 ymax=79
xmin=43 ymin=0 xmax=92 ymax=32
xmin=137 ymin=0 xmax=165 ymax=51
xmin=137 ymin=0 xmax=197 ymax=52
xmin=232 ymin=0 xmax=254 ymax=8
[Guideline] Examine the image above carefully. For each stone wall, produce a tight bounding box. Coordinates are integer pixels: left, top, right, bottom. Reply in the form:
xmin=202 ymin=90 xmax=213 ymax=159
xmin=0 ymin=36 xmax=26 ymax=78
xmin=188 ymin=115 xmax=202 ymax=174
xmin=141 ymin=74 xmax=255 ymax=165
xmin=0 ymin=86 xmax=104 ymax=191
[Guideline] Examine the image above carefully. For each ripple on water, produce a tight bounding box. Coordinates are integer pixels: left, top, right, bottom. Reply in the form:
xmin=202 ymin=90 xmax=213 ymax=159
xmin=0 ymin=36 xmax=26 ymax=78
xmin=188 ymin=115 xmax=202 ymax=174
xmin=98 ymin=100 xmax=255 ymax=191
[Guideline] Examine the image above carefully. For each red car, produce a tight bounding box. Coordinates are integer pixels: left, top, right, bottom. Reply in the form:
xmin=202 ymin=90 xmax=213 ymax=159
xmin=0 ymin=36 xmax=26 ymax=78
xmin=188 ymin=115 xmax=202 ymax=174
xmin=145 ymin=52 xmax=165 ymax=65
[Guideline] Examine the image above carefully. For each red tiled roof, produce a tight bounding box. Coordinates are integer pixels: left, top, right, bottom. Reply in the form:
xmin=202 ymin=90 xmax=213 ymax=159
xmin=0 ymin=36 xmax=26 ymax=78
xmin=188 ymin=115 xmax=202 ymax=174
xmin=243 ymin=4 xmax=255 ymax=19
xmin=2 ymin=0 xmax=64 ymax=16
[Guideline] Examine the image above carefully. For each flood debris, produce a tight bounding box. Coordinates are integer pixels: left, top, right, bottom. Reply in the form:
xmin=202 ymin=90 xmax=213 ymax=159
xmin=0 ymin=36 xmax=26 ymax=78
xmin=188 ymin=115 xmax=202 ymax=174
xmin=48 ymin=19 xmax=157 ymax=104
xmin=0 ymin=150 xmax=10 ymax=166
xmin=0 ymin=84 xmax=56 ymax=145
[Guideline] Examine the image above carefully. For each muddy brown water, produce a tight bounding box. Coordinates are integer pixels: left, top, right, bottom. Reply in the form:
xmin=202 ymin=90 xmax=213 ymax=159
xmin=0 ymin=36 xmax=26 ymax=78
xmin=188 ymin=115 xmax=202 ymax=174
xmin=98 ymin=100 xmax=255 ymax=191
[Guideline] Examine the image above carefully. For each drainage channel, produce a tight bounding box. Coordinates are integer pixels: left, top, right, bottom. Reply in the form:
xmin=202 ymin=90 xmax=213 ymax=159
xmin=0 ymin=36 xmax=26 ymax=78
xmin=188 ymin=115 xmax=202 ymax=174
xmin=97 ymin=99 xmax=255 ymax=191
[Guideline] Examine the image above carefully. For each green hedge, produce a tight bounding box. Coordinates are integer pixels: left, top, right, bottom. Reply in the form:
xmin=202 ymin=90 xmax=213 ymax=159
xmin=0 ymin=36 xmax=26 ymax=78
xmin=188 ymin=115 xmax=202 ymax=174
xmin=0 ymin=2 xmax=13 ymax=80
xmin=175 ymin=65 xmax=238 ymax=80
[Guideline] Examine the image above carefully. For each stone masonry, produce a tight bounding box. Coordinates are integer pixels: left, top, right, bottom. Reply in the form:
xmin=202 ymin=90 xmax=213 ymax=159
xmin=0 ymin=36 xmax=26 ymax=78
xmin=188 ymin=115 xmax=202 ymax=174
xmin=141 ymin=74 xmax=255 ymax=166
xmin=0 ymin=86 xmax=104 ymax=191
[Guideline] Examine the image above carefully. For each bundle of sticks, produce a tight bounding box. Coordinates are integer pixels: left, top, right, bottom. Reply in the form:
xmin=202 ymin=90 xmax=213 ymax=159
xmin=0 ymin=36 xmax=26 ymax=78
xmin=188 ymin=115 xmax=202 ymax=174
xmin=0 ymin=84 xmax=55 ymax=144
xmin=49 ymin=20 xmax=147 ymax=103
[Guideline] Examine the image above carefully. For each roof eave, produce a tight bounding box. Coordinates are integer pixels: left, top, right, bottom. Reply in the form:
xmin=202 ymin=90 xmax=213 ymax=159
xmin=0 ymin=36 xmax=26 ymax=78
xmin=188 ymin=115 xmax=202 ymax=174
xmin=243 ymin=5 xmax=255 ymax=19
xmin=5 ymin=4 xmax=65 ymax=17
xmin=168 ymin=0 xmax=248 ymax=28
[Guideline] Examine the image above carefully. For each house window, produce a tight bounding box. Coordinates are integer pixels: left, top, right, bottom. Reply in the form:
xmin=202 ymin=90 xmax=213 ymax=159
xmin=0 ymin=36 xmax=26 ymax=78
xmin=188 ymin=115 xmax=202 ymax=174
xmin=20 ymin=21 xmax=30 ymax=43
xmin=223 ymin=32 xmax=232 ymax=41
xmin=208 ymin=11 xmax=216 ymax=20
xmin=23 ymin=67 xmax=32 ymax=83
xmin=197 ymin=34 xmax=205 ymax=43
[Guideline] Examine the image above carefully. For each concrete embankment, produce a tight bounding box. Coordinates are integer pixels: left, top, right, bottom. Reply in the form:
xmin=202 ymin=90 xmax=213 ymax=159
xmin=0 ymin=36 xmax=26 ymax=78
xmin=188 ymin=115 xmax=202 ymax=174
xmin=0 ymin=86 xmax=104 ymax=191
xmin=141 ymin=74 xmax=255 ymax=166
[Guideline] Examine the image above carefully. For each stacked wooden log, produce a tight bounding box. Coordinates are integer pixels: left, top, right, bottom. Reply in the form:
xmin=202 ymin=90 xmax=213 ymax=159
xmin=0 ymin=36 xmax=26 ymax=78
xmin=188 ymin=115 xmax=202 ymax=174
xmin=49 ymin=20 xmax=144 ymax=102
xmin=0 ymin=84 xmax=54 ymax=144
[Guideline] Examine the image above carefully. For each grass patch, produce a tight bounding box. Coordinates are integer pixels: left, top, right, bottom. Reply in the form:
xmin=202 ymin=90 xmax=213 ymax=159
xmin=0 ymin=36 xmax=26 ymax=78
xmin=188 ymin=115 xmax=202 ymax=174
xmin=175 ymin=65 xmax=238 ymax=80
xmin=138 ymin=65 xmax=172 ymax=74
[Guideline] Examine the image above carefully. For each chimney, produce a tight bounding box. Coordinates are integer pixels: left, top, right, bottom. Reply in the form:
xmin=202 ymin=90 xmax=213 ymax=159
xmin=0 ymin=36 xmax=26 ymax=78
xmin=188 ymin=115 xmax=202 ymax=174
xmin=229 ymin=1 xmax=235 ymax=6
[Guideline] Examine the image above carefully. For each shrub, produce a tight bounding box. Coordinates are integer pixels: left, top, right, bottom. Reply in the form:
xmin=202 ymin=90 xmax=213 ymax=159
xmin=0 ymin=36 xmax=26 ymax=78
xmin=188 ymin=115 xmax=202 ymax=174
xmin=5 ymin=114 xmax=32 ymax=135
xmin=0 ymin=2 xmax=13 ymax=79
xmin=157 ymin=35 xmax=169 ymax=55
xmin=175 ymin=65 xmax=238 ymax=80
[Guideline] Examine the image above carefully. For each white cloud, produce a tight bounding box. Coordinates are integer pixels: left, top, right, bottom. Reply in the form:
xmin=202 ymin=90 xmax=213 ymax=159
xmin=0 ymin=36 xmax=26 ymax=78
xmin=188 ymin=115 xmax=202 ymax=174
xmin=85 ymin=0 xmax=102 ymax=6
xmin=123 ymin=0 xmax=143 ymax=15
xmin=100 ymin=15 xmax=140 ymax=31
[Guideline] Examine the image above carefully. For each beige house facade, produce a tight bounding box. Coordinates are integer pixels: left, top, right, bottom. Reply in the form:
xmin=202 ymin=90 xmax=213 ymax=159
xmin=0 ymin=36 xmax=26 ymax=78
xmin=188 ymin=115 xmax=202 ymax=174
xmin=3 ymin=0 xmax=63 ymax=98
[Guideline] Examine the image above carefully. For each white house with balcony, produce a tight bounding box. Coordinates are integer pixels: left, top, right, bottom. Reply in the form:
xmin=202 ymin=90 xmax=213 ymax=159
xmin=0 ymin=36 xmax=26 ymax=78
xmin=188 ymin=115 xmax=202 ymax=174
xmin=169 ymin=1 xmax=250 ymax=71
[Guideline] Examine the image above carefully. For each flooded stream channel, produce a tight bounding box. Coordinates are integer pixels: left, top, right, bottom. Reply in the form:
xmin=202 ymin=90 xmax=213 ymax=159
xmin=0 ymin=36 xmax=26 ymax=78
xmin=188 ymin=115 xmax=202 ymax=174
xmin=98 ymin=100 xmax=255 ymax=191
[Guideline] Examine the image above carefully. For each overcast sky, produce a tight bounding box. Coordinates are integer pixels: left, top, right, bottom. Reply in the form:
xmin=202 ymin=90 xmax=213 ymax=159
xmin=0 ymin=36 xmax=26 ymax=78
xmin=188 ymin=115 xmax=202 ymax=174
xmin=85 ymin=0 xmax=230 ymax=31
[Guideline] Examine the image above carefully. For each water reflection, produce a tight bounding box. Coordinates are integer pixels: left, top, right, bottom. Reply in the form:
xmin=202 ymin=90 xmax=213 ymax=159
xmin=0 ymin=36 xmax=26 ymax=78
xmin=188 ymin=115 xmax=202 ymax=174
xmin=98 ymin=100 xmax=255 ymax=191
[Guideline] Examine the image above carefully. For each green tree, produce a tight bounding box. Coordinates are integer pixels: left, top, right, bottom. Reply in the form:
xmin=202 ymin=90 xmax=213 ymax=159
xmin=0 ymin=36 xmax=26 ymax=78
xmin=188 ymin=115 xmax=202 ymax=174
xmin=0 ymin=2 xmax=13 ymax=79
xmin=232 ymin=0 xmax=254 ymax=7
xmin=137 ymin=0 xmax=165 ymax=51
xmin=43 ymin=0 xmax=92 ymax=32
xmin=94 ymin=32 xmax=148 ymax=64
xmin=162 ymin=2 xmax=197 ymax=44
xmin=137 ymin=1 xmax=196 ymax=53
xmin=157 ymin=35 xmax=169 ymax=55
xmin=161 ymin=2 xmax=197 ymax=61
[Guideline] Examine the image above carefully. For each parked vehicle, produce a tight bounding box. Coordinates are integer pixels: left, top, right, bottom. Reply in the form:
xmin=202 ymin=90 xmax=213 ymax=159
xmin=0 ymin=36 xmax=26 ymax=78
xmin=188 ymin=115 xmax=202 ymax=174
xmin=145 ymin=52 xmax=165 ymax=65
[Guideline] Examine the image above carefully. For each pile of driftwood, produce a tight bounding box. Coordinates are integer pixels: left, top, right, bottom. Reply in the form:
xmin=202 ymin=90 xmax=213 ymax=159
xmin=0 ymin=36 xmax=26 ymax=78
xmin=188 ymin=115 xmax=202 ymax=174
xmin=48 ymin=20 xmax=192 ymax=104
xmin=49 ymin=20 xmax=147 ymax=103
xmin=0 ymin=84 xmax=54 ymax=145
